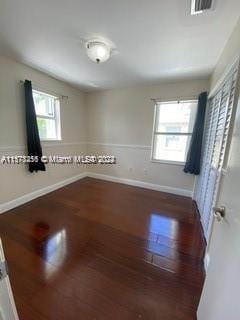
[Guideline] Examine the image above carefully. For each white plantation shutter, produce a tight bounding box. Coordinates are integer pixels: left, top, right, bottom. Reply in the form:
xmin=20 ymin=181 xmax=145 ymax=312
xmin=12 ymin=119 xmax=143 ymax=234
xmin=196 ymin=91 xmax=221 ymax=217
xmin=195 ymin=61 xmax=240 ymax=241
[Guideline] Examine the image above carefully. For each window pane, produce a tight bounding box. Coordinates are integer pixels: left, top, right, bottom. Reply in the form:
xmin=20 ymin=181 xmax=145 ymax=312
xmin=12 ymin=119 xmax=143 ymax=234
xmin=33 ymin=90 xmax=61 ymax=141
xmin=153 ymin=134 xmax=190 ymax=162
xmin=156 ymin=101 xmax=197 ymax=133
xmin=37 ymin=118 xmax=57 ymax=140
xmin=33 ymin=91 xmax=55 ymax=117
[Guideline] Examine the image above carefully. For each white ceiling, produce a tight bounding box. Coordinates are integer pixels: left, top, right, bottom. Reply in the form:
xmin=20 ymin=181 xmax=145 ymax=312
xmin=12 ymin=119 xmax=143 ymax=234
xmin=0 ymin=0 xmax=239 ymax=91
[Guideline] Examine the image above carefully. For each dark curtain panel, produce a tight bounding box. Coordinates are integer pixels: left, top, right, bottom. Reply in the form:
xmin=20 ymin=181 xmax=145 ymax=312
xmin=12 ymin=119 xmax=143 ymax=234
xmin=183 ymin=91 xmax=208 ymax=175
xmin=24 ymin=80 xmax=46 ymax=172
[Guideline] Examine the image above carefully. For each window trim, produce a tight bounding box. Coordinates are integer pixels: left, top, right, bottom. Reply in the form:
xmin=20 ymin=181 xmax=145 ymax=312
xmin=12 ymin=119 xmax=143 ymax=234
xmin=33 ymin=88 xmax=62 ymax=142
xmin=151 ymin=99 xmax=197 ymax=165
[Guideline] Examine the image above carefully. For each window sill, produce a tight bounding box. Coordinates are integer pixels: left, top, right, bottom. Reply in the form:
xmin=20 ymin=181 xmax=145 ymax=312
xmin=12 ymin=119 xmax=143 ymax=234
xmin=151 ymin=159 xmax=185 ymax=166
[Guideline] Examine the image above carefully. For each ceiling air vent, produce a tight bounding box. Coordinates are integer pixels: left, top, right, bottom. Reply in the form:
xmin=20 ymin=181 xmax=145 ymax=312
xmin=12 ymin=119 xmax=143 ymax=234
xmin=191 ymin=0 xmax=213 ymax=15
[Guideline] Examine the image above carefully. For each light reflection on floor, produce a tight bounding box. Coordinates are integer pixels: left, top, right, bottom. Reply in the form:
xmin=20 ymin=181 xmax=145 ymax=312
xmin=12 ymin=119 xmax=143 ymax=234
xmin=145 ymin=214 xmax=179 ymax=271
xmin=148 ymin=213 xmax=179 ymax=240
xmin=46 ymin=230 xmax=67 ymax=263
xmin=44 ymin=230 xmax=67 ymax=280
xmin=32 ymin=222 xmax=67 ymax=280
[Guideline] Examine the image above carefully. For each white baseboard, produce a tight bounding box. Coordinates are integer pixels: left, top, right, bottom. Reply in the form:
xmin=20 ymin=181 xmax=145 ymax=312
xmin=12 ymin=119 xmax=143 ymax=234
xmin=86 ymin=172 xmax=192 ymax=197
xmin=0 ymin=172 xmax=87 ymax=214
xmin=0 ymin=171 xmax=192 ymax=215
xmin=204 ymin=252 xmax=210 ymax=272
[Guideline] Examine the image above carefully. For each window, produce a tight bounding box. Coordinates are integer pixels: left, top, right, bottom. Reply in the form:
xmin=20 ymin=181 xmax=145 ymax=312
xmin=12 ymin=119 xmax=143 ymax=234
xmin=152 ymin=100 xmax=197 ymax=164
xmin=33 ymin=89 xmax=61 ymax=141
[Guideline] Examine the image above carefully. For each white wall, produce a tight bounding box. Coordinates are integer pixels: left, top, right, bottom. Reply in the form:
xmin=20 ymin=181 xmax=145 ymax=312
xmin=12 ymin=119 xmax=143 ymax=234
xmin=203 ymin=17 xmax=240 ymax=248
xmin=86 ymin=79 xmax=209 ymax=196
xmin=0 ymin=56 xmax=87 ymax=205
xmin=0 ymin=56 xmax=210 ymax=206
xmin=198 ymin=15 xmax=240 ymax=320
xmin=198 ymin=83 xmax=240 ymax=320
xmin=211 ymin=17 xmax=240 ymax=90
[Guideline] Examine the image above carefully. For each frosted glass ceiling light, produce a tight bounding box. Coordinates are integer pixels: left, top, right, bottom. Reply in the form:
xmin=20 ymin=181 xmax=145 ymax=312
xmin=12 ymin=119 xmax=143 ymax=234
xmin=86 ymin=41 xmax=111 ymax=64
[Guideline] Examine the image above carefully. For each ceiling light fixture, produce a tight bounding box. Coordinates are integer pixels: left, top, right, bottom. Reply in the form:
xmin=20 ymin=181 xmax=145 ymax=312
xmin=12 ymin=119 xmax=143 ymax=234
xmin=86 ymin=41 xmax=111 ymax=64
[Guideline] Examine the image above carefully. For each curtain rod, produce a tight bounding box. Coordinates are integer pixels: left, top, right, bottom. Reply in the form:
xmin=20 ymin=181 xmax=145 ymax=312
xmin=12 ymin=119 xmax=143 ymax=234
xmin=19 ymin=80 xmax=69 ymax=99
xmin=150 ymin=96 xmax=198 ymax=103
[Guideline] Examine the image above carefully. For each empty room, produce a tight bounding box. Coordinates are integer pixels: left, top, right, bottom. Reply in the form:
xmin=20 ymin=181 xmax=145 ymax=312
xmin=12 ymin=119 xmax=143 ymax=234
xmin=0 ymin=0 xmax=240 ymax=319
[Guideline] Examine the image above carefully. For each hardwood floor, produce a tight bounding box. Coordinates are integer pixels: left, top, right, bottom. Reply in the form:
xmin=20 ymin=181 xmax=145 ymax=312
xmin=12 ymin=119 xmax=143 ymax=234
xmin=0 ymin=178 xmax=205 ymax=320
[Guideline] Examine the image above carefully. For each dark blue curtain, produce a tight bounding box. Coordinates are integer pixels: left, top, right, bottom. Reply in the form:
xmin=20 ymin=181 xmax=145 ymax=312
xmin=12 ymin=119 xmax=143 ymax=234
xmin=24 ymin=80 xmax=46 ymax=172
xmin=184 ymin=92 xmax=208 ymax=175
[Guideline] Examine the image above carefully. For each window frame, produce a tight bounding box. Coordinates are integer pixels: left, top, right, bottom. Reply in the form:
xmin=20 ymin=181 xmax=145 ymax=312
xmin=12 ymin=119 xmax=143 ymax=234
xmin=151 ymin=99 xmax=197 ymax=166
xmin=33 ymin=88 xmax=62 ymax=142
